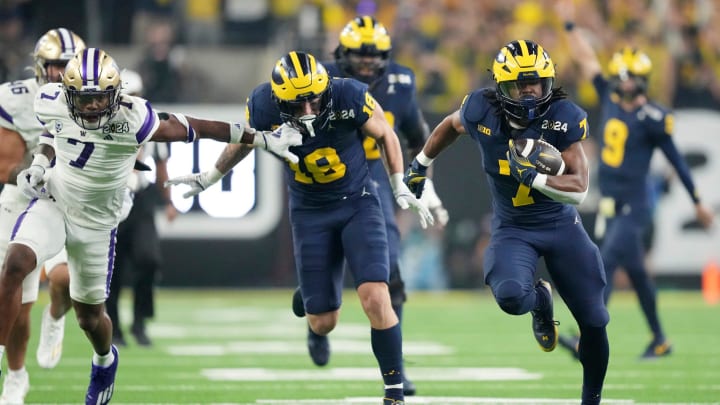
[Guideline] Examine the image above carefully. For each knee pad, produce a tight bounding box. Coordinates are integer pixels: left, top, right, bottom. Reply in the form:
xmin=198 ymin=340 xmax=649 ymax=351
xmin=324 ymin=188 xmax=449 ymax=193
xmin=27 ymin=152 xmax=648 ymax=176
xmin=493 ymin=279 xmax=531 ymax=315
xmin=388 ymin=263 xmax=406 ymax=307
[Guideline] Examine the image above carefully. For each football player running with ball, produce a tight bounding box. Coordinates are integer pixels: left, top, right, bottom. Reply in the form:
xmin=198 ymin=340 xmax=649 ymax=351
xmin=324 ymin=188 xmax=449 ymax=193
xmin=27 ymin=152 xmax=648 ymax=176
xmin=558 ymin=0 xmax=713 ymax=360
xmin=403 ymin=40 xmax=609 ymax=405
xmin=0 ymin=48 xmax=301 ymax=405
xmin=290 ymin=16 xmax=447 ymax=395
xmin=166 ymin=51 xmax=433 ymax=405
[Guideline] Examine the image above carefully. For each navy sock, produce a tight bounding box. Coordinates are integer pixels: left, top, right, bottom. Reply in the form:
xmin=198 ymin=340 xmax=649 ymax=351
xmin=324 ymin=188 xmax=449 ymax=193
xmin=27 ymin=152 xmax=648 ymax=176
xmin=578 ymin=325 xmax=609 ymax=403
xmin=371 ymin=323 xmax=403 ymax=400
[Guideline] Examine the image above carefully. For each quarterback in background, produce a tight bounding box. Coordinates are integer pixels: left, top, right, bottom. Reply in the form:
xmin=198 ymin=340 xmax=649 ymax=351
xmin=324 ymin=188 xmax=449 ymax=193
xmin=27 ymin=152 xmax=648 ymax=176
xmin=403 ymin=40 xmax=609 ymax=404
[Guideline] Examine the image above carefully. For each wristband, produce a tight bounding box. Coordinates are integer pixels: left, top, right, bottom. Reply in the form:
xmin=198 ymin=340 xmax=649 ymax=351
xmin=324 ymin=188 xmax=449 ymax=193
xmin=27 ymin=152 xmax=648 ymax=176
xmin=564 ymin=21 xmax=575 ymax=32
xmin=229 ymin=123 xmax=246 ymax=144
xmin=207 ymin=166 xmax=225 ymax=184
xmin=32 ymin=153 xmax=51 ymax=169
xmin=415 ymin=150 xmax=435 ymax=167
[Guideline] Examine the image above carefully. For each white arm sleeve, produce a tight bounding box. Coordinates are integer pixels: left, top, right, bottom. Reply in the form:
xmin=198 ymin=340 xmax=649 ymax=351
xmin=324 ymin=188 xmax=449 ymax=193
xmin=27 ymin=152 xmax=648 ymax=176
xmin=532 ymin=173 xmax=588 ymax=205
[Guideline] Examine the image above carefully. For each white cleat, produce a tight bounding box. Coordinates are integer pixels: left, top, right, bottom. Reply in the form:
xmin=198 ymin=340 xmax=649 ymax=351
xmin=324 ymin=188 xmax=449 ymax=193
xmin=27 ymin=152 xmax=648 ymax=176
xmin=36 ymin=305 xmax=65 ymax=369
xmin=0 ymin=369 xmax=30 ymax=405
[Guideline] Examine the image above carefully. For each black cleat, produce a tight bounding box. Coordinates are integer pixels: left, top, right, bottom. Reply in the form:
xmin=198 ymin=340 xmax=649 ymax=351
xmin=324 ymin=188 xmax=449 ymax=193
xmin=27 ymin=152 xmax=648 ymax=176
xmin=383 ymin=399 xmax=404 ymax=405
xmin=292 ymin=287 xmax=306 ymax=318
xmin=402 ymin=374 xmax=416 ymax=396
xmin=640 ymin=338 xmax=672 ymax=360
xmin=531 ymin=279 xmax=559 ymax=352
xmin=307 ymin=326 xmax=330 ymax=366
xmin=558 ymin=334 xmax=580 ymax=360
xmin=131 ymin=323 xmax=152 ymax=347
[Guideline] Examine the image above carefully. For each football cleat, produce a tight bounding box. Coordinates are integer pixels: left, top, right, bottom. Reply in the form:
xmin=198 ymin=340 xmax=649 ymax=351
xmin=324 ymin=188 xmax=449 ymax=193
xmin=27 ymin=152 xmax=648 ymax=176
xmin=131 ymin=322 xmax=152 ymax=347
xmin=558 ymin=334 xmax=580 ymax=360
xmin=640 ymin=338 xmax=672 ymax=360
xmin=36 ymin=304 xmax=65 ymax=369
xmin=383 ymin=399 xmax=404 ymax=405
xmin=531 ymin=279 xmax=559 ymax=352
xmin=86 ymin=345 xmax=119 ymax=405
xmin=307 ymin=326 xmax=330 ymax=366
xmin=0 ymin=368 xmax=30 ymax=405
xmin=292 ymin=286 xmax=305 ymax=318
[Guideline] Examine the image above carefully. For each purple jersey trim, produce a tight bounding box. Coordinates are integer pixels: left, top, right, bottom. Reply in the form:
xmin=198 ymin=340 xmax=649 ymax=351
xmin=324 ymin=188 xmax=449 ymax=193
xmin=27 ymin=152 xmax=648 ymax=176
xmin=136 ymin=102 xmax=156 ymax=143
xmin=0 ymin=104 xmax=13 ymax=124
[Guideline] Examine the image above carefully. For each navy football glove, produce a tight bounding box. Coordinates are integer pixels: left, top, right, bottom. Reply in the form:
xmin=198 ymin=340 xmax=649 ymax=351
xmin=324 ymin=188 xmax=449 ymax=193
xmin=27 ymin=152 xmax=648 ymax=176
xmin=507 ymin=139 xmax=538 ymax=187
xmin=403 ymin=158 xmax=428 ymax=198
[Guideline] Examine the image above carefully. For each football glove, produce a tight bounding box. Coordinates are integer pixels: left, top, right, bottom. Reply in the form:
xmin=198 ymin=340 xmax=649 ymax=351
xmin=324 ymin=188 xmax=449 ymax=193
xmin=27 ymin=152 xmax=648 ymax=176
xmin=420 ymin=179 xmax=449 ymax=227
xmin=390 ymin=173 xmax=434 ymax=229
xmin=403 ymin=158 xmax=428 ymax=198
xmin=17 ymin=161 xmax=49 ymax=200
xmin=507 ymin=139 xmax=538 ymax=187
xmin=253 ymin=123 xmax=303 ymax=164
xmin=164 ymin=167 xmax=224 ymax=198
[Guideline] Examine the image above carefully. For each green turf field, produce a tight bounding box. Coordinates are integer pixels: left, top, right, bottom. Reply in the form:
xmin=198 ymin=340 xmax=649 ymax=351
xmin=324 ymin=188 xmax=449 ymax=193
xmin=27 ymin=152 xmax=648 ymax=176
xmin=15 ymin=288 xmax=720 ymax=404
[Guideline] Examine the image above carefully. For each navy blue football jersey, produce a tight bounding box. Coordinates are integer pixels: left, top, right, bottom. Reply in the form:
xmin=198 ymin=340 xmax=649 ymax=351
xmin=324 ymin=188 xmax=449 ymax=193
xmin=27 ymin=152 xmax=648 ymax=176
xmin=460 ymin=89 xmax=588 ymax=225
xmin=593 ymin=75 xmax=683 ymax=209
xmin=246 ymin=78 xmax=375 ymax=206
xmin=325 ymin=61 xmax=427 ymax=160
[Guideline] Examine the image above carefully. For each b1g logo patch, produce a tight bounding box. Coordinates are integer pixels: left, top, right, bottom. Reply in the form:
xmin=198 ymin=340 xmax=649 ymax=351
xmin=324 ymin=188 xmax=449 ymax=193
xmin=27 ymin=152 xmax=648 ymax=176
xmin=103 ymin=122 xmax=130 ymax=134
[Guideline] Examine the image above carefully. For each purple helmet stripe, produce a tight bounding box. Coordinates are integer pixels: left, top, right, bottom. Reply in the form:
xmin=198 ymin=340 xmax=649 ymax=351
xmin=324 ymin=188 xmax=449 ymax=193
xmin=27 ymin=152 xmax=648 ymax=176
xmin=11 ymin=199 xmax=38 ymax=240
xmin=0 ymin=104 xmax=14 ymax=124
xmin=92 ymin=48 xmax=100 ymax=85
xmin=136 ymin=102 xmax=157 ymax=143
xmin=105 ymin=227 xmax=117 ymax=298
xmin=81 ymin=48 xmax=89 ymax=86
xmin=56 ymin=28 xmax=74 ymax=53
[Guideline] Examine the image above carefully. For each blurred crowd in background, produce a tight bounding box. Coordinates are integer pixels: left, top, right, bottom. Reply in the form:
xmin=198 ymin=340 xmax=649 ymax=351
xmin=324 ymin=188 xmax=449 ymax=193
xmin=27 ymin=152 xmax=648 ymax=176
xmin=1 ymin=0 xmax=718 ymax=289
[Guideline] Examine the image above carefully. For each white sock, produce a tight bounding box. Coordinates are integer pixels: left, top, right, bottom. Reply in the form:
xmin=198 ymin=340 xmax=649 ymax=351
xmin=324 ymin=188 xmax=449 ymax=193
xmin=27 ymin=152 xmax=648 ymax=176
xmin=93 ymin=349 xmax=115 ymax=367
xmin=8 ymin=366 xmax=26 ymax=376
xmin=0 ymin=345 xmax=5 ymax=364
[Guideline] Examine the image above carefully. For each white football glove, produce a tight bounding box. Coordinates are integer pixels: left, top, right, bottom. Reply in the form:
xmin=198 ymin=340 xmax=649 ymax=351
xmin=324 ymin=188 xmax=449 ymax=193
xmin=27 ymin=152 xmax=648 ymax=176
xmin=18 ymin=153 xmax=52 ymax=200
xmin=420 ymin=179 xmax=449 ymax=227
xmin=252 ymin=123 xmax=303 ymax=164
xmin=164 ymin=167 xmax=224 ymax=198
xmin=390 ymin=173 xmax=434 ymax=229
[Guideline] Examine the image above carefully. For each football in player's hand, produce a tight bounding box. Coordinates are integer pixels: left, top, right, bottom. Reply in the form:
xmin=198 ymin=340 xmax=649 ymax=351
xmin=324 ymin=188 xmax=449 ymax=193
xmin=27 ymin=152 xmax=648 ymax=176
xmin=512 ymin=138 xmax=565 ymax=176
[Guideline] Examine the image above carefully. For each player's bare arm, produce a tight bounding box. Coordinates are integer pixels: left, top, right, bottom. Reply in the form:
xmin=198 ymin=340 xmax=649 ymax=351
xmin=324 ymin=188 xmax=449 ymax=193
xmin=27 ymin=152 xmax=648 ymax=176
xmin=361 ymin=101 xmax=404 ymax=175
xmin=0 ymin=127 xmax=29 ymax=185
xmin=423 ymin=110 xmax=465 ymax=159
xmin=545 ymin=141 xmax=589 ymax=193
xmin=556 ymin=0 xmax=602 ymax=81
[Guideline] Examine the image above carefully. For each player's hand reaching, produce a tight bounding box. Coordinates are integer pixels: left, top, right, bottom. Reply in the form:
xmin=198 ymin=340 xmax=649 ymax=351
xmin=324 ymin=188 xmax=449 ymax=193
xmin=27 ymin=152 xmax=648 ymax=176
xmin=403 ymin=158 xmax=428 ymax=198
xmin=252 ymin=123 xmax=303 ymax=163
xmin=164 ymin=168 xmax=224 ymax=198
xmin=420 ymin=179 xmax=449 ymax=227
xmin=390 ymin=173 xmax=434 ymax=229
xmin=507 ymin=139 xmax=539 ymax=187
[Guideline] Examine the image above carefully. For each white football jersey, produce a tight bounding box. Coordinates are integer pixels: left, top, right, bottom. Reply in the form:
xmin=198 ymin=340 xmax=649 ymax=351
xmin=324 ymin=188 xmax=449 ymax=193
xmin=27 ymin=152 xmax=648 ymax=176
xmin=0 ymin=78 xmax=43 ymax=205
xmin=34 ymin=83 xmax=160 ymax=228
